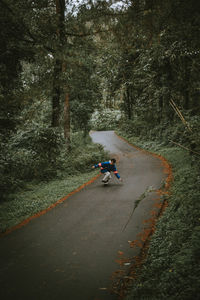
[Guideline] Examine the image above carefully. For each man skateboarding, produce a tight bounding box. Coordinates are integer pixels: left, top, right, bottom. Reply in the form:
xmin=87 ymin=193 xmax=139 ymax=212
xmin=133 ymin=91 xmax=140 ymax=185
xmin=92 ymin=158 xmax=122 ymax=184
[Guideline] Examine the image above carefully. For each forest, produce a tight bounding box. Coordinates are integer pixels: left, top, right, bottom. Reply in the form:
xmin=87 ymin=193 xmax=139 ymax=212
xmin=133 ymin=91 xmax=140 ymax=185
xmin=0 ymin=0 xmax=200 ymax=299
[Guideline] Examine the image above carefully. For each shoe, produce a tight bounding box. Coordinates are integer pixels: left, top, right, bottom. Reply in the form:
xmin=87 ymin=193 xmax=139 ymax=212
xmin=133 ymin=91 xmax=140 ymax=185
xmin=102 ymin=179 xmax=108 ymax=183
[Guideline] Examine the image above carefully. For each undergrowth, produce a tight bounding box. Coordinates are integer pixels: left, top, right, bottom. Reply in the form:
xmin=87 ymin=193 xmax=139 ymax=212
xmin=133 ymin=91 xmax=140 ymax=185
xmin=116 ymin=130 xmax=200 ymax=300
xmin=0 ymin=131 xmax=108 ymax=233
xmin=0 ymin=172 xmax=98 ymax=233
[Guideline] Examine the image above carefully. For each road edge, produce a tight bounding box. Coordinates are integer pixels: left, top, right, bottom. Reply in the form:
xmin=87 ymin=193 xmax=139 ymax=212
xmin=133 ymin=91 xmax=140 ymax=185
xmin=111 ymin=132 xmax=173 ymax=297
xmin=0 ymin=173 xmax=100 ymax=238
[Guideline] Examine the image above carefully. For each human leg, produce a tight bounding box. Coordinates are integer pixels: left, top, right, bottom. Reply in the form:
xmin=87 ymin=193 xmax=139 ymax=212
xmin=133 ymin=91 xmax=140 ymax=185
xmin=102 ymin=171 xmax=111 ymax=182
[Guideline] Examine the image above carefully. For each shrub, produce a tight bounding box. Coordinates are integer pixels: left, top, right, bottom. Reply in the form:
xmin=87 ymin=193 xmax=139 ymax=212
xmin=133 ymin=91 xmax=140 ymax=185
xmin=90 ymin=108 xmax=121 ymax=130
xmin=0 ymin=129 xmax=108 ymax=202
xmin=0 ymin=126 xmax=65 ymax=200
xmin=59 ymin=132 xmax=108 ymax=175
xmin=118 ymin=136 xmax=200 ymax=300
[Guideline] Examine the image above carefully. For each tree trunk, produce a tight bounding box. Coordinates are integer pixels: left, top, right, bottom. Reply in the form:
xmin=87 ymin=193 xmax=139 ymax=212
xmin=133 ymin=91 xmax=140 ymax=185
xmin=183 ymin=58 xmax=190 ymax=110
xmin=64 ymin=93 xmax=70 ymax=149
xmin=126 ymin=87 xmax=132 ymax=120
xmin=52 ymin=59 xmax=62 ymax=127
xmin=51 ymin=0 xmax=65 ymax=127
xmin=158 ymin=97 xmax=163 ymax=123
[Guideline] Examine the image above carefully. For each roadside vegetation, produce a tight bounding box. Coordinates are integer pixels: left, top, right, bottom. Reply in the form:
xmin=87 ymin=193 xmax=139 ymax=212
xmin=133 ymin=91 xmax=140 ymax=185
xmin=116 ymin=129 xmax=200 ymax=300
xmin=1 ymin=0 xmax=200 ymax=297
xmin=0 ymin=131 xmax=107 ymax=232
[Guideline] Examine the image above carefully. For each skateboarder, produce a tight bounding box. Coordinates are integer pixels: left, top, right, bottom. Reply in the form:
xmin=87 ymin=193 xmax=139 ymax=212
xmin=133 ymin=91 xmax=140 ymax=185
xmin=92 ymin=158 xmax=122 ymax=184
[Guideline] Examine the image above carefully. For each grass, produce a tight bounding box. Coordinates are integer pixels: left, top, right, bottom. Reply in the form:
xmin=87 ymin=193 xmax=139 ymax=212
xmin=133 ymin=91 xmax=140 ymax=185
xmin=0 ymin=131 xmax=108 ymax=233
xmin=2 ymin=128 xmax=199 ymax=298
xmin=116 ymin=130 xmax=200 ymax=300
xmin=0 ymin=170 xmax=99 ymax=233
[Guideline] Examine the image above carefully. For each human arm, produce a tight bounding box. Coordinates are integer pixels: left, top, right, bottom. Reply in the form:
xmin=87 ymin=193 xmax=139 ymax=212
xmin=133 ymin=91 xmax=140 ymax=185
xmin=113 ymin=166 xmax=121 ymax=179
xmin=92 ymin=162 xmax=102 ymax=169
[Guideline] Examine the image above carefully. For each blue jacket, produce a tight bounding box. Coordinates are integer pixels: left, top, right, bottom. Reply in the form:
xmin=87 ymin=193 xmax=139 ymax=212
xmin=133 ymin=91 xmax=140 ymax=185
xmin=94 ymin=160 xmax=120 ymax=179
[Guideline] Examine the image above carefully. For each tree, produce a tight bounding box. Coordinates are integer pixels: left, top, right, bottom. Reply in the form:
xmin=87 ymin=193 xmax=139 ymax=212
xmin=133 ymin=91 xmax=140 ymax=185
xmin=51 ymin=0 xmax=65 ymax=128
xmin=0 ymin=0 xmax=35 ymax=135
xmin=101 ymin=0 xmax=200 ymax=137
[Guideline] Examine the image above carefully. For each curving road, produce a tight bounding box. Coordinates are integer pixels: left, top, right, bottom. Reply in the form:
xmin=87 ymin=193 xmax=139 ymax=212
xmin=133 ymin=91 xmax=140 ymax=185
xmin=0 ymin=131 xmax=166 ymax=300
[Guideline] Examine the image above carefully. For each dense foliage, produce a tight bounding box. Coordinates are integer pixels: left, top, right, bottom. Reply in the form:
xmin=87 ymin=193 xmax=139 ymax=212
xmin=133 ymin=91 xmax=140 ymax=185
xmin=0 ymin=0 xmax=200 ymax=296
xmin=98 ymin=1 xmax=200 ymax=298
xmin=90 ymin=108 xmax=121 ymax=130
xmin=106 ymin=1 xmax=200 ymax=298
xmin=0 ymin=0 xmax=106 ymax=201
xmin=117 ymin=134 xmax=200 ymax=300
xmin=101 ymin=0 xmax=200 ymax=155
xmin=0 ymin=131 xmax=107 ymax=231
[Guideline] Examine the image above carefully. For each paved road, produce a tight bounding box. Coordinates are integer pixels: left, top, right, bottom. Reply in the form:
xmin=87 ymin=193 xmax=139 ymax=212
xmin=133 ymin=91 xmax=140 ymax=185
xmin=0 ymin=131 xmax=166 ymax=300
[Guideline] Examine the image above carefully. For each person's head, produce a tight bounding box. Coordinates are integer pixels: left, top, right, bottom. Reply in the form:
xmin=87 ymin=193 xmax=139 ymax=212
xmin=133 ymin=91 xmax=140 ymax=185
xmin=111 ymin=158 xmax=116 ymax=165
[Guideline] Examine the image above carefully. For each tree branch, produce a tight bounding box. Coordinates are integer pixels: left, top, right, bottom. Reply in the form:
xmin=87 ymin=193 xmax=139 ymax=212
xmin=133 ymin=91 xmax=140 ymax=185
xmin=170 ymin=140 xmax=200 ymax=157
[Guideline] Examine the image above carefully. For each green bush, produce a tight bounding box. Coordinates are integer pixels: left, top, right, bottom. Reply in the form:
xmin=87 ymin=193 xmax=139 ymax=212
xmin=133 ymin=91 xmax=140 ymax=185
xmin=12 ymin=127 xmax=63 ymax=176
xmin=0 ymin=127 xmax=63 ymax=200
xmin=90 ymin=108 xmax=121 ymax=130
xmin=119 ymin=115 xmax=200 ymax=163
xmin=0 ymin=129 xmax=108 ymax=202
xmin=59 ymin=132 xmax=108 ymax=175
xmin=117 ymin=135 xmax=200 ymax=300
xmin=0 ymin=130 xmax=108 ymax=230
xmin=119 ymin=117 xmax=150 ymax=137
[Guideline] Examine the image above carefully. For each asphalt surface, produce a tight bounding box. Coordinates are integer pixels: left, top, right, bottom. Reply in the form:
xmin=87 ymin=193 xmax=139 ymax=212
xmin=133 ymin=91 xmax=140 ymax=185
xmin=0 ymin=131 xmax=166 ymax=300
